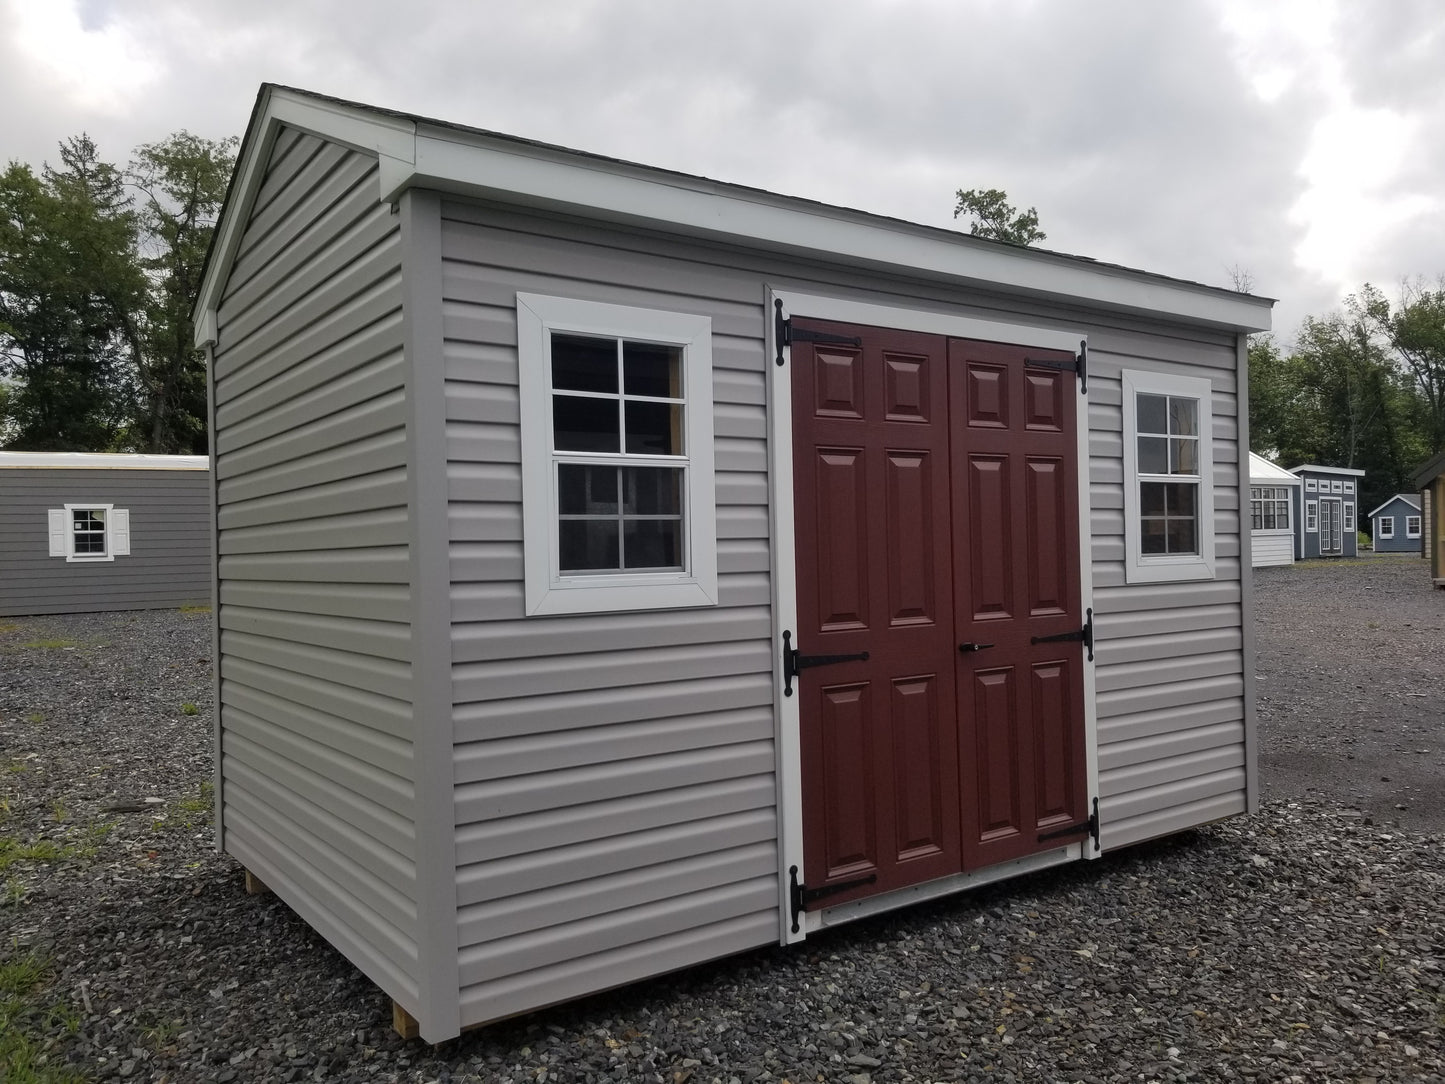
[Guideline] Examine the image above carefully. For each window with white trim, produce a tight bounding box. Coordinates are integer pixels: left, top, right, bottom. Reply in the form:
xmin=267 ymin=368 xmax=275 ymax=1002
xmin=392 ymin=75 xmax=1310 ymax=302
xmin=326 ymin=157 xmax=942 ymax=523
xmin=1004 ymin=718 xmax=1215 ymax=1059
xmin=47 ymin=504 xmax=131 ymax=562
xmin=1378 ymin=516 xmax=1395 ymax=539
xmin=1305 ymin=478 xmax=1318 ymax=492
xmin=1407 ymin=515 xmax=1422 ymax=538
xmin=1122 ymin=370 xmax=1215 ymax=583
xmin=1305 ymin=500 xmax=1318 ymax=532
xmin=517 ymin=293 xmax=718 ymax=616
xmin=1343 ymin=502 xmax=1355 ymax=533
xmin=1344 ymin=481 xmax=1354 ymax=494
xmin=1249 ymin=486 xmax=1290 ymax=530
xmin=1331 ymin=479 xmax=1343 ymax=493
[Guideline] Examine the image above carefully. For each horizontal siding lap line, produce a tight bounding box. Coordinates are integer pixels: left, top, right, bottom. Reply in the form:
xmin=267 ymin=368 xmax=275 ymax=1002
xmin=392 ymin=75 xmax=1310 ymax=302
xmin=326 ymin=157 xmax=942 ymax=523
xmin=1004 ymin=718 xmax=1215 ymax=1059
xmin=448 ymin=605 xmax=771 ymax=662
xmin=1101 ymin=792 xmax=1248 ymax=851
xmin=222 ymin=656 xmax=411 ymax=738
xmin=1096 ymin=697 xmax=1244 ymax=745
xmin=219 ymin=547 xmax=410 ymax=585
xmin=217 ymin=469 xmax=410 ymax=530
xmin=215 ymin=390 xmax=408 ymax=482
xmin=219 ymin=604 xmax=411 ymax=662
xmin=222 ymin=749 xmax=417 ymax=886
xmin=216 ymin=430 xmax=408 ymax=506
xmin=1098 ymin=744 xmax=1245 ymax=797
xmin=218 ymin=506 xmax=411 ymax=556
xmin=454 ymin=776 xmax=778 ymax=866
xmin=222 ymin=680 xmax=413 ymax=777
xmin=455 ymin=877 xmax=777 ymax=986
xmin=454 ymin=742 xmax=776 ymax=823
xmin=454 ymin=808 xmax=777 ymax=906
xmin=219 ymin=580 xmax=409 ymax=622
xmin=1096 ymin=674 xmax=1244 ymax=719
xmin=1098 ymin=720 xmax=1245 ymax=773
xmin=1093 ymin=650 xmax=1242 ymax=694
xmin=454 ymin=706 xmax=774 ymax=784
xmin=1099 ymin=767 xmax=1246 ymax=824
xmin=456 ymin=841 xmax=776 ymax=946
xmin=222 ymin=629 xmax=411 ymax=700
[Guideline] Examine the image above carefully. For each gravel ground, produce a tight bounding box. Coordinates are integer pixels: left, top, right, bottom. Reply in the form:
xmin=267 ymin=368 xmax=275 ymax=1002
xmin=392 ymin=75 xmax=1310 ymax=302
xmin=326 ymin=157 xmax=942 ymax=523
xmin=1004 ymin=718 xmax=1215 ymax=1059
xmin=1 ymin=560 xmax=1442 ymax=1083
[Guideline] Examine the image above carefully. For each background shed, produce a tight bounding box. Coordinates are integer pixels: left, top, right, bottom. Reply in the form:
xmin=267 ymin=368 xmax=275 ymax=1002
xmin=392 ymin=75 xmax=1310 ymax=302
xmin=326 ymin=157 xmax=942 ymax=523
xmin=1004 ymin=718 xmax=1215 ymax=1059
xmin=1248 ymin=452 xmax=1299 ymax=568
xmin=194 ymin=85 xmax=1273 ymax=1040
xmin=1366 ymin=494 xmax=1423 ymax=554
xmin=1288 ymin=464 xmax=1364 ymax=559
xmin=0 ymin=452 xmax=211 ymax=617
xmin=1414 ymin=452 xmax=1445 ymax=585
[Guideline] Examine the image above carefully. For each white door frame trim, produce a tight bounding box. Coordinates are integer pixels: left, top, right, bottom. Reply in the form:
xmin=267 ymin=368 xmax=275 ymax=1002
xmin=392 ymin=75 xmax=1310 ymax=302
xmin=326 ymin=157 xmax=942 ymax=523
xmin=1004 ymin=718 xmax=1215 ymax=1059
xmin=764 ymin=287 xmax=1098 ymax=944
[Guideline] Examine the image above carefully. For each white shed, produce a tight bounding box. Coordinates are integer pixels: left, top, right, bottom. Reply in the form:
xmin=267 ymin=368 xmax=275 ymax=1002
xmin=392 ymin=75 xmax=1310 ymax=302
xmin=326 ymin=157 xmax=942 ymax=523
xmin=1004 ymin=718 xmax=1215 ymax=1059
xmin=1247 ymin=452 xmax=1301 ymax=568
xmin=194 ymin=85 xmax=1274 ymax=1040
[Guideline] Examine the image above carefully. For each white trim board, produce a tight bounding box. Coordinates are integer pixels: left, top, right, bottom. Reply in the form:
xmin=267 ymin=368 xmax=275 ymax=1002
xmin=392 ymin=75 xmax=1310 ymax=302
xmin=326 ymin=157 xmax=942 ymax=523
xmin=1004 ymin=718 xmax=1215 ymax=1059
xmin=197 ymin=86 xmax=1275 ymax=345
xmin=0 ymin=452 xmax=208 ymax=470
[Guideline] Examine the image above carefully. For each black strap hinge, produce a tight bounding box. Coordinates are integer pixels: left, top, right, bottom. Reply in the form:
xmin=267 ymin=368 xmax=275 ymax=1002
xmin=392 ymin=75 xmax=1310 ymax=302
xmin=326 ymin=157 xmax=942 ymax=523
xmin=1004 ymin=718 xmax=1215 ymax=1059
xmin=1030 ymin=607 xmax=1094 ymax=662
xmin=1038 ymin=796 xmax=1100 ymax=852
xmin=782 ymin=630 xmax=869 ymax=697
xmin=774 ymin=300 xmax=863 ymax=366
xmin=1024 ymin=340 xmax=1088 ymax=394
xmin=789 ymin=865 xmax=878 ymax=932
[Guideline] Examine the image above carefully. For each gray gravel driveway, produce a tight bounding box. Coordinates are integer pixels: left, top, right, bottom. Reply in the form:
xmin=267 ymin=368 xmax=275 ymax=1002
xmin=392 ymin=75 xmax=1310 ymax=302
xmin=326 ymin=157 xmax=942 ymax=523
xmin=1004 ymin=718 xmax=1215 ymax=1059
xmin=1 ymin=560 xmax=1442 ymax=1083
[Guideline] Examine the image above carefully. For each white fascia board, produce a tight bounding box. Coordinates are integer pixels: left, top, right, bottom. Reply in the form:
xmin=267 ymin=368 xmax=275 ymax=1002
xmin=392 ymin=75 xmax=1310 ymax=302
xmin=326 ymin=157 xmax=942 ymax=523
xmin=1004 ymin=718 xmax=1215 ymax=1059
xmin=193 ymin=88 xmax=417 ymax=346
xmin=0 ymin=452 xmax=210 ymax=470
xmin=1288 ymin=464 xmax=1367 ymax=477
xmin=1366 ymin=495 xmax=1421 ymax=518
xmin=389 ymin=127 xmax=1273 ymax=334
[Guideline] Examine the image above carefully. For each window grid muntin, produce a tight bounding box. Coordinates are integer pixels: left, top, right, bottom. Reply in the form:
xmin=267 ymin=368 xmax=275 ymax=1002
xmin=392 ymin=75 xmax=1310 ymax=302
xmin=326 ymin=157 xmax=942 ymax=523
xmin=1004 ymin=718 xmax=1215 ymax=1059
xmin=1136 ymin=392 xmax=1200 ymax=555
xmin=1407 ymin=515 xmax=1422 ymax=537
xmin=1378 ymin=516 xmax=1395 ymax=538
xmin=1305 ymin=500 xmax=1318 ymax=532
xmin=1343 ymin=502 xmax=1355 ymax=532
xmin=550 ymin=330 xmax=689 ymax=576
xmin=72 ymin=508 xmax=107 ymax=556
xmin=1249 ymin=486 xmax=1290 ymax=530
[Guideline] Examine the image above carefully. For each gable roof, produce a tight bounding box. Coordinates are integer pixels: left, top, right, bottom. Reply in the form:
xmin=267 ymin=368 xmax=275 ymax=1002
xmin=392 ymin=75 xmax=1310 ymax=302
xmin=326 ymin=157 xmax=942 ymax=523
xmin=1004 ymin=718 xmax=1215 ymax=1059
xmin=1366 ymin=493 xmax=1422 ymax=519
xmin=1414 ymin=450 xmax=1445 ymax=489
xmin=1248 ymin=452 xmax=1300 ymax=486
xmin=195 ymin=84 xmax=1275 ymax=348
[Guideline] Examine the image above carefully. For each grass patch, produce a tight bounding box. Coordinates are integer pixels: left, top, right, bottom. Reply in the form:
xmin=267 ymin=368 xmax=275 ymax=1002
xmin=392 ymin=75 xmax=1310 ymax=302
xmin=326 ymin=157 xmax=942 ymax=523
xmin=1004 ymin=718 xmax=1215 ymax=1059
xmin=170 ymin=781 xmax=215 ymax=829
xmin=25 ymin=712 xmax=45 ymax=724
xmin=0 ymin=949 xmax=87 ymax=1083
xmin=18 ymin=639 xmax=78 ymax=650
xmin=179 ymin=702 xmax=199 ymax=716
xmin=178 ymin=604 xmax=211 ymax=614
xmin=0 ymin=837 xmax=82 ymax=874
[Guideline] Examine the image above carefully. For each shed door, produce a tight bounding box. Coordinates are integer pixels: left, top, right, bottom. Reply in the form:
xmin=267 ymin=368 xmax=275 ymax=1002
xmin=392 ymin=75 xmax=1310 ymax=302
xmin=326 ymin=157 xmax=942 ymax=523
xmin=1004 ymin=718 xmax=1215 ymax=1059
xmin=1320 ymin=498 xmax=1342 ymax=555
xmin=791 ymin=319 xmax=1088 ymax=907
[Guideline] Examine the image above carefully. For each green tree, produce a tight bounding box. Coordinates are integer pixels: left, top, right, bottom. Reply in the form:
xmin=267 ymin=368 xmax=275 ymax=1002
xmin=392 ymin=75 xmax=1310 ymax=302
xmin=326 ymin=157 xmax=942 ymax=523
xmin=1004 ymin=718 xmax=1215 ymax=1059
xmin=0 ymin=137 xmax=145 ymax=450
xmin=952 ymin=187 xmax=1046 ymax=246
xmin=125 ymin=132 xmax=237 ymax=453
xmin=1358 ymin=280 xmax=1445 ymax=458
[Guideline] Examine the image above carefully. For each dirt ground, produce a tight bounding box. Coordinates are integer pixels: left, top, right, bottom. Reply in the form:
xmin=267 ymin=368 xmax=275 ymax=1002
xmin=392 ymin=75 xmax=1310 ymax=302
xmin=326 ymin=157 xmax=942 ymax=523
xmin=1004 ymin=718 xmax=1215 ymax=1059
xmin=1254 ymin=554 xmax=1445 ymax=833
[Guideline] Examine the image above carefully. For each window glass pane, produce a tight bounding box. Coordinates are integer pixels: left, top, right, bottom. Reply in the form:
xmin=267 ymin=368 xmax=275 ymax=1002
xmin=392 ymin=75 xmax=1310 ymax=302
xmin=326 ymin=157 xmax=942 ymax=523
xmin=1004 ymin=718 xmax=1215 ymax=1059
xmin=1137 ymin=436 xmax=1168 ymax=474
xmin=623 ymin=467 xmax=682 ymax=515
xmin=1171 ymin=437 xmax=1198 ymax=475
xmin=1137 ymin=393 xmax=1168 ymax=434
xmin=558 ymin=465 xmax=618 ymax=515
xmin=623 ymin=342 xmax=682 ymax=398
xmin=623 ymin=518 xmax=683 ymax=570
xmin=1164 ymin=482 xmax=1197 ymax=517
xmin=551 ymin=334 xmax=618 ymax=394
xmin=1140 ymin=518 xmax=1168 ymax=554
xmin=1168 ymin=397 xmax=1198 ymax=436
xmin=1140 ymin=482 xmax=1167 ymax=517
xmin=559 ymin=519 xmax=619 ymax=571
xmin=625 ymin=401 xmax=683 ymax=454
xmin=1167 ymin=517 xmax=1198 ymax=554
xmin=554 ymin=395 xmax=620 ymax=453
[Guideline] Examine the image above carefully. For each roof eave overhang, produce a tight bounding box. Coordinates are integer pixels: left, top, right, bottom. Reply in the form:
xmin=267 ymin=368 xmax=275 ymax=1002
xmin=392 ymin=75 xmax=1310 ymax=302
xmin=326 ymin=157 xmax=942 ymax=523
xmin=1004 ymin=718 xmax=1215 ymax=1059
xmin=195 ymin=88 xmax=1275 ymax=348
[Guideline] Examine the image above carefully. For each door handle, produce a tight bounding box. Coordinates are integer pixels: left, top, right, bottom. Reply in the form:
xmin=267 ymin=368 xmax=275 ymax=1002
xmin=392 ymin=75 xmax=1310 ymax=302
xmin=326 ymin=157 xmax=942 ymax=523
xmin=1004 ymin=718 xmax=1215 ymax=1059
xmin=958 ymin=642 xmax=995 ymax=653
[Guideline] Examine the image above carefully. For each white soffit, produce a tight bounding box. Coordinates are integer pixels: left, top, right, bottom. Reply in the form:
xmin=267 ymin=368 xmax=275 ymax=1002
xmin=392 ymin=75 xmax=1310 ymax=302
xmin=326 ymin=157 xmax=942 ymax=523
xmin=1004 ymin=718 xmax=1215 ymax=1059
xmin=0 ymin=452 xmax=210 ymax=470
xmin=195 ymin=85 xmax=1276 ymax=345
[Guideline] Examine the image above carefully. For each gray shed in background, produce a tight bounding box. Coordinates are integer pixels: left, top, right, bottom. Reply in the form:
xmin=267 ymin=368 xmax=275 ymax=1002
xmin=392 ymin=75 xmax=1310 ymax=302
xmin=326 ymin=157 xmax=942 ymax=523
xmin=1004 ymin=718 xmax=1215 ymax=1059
xmin=0 ymin=452 xmax=211 ymax=617
xmin=194 ymin=85 xmax=1274 ymax=1040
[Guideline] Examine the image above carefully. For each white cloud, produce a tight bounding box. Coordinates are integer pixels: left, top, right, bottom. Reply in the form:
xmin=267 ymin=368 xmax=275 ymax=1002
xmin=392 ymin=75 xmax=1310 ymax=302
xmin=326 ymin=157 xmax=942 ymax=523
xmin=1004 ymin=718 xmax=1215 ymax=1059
xmin=7 ymin=0 xmax=161 ymax=114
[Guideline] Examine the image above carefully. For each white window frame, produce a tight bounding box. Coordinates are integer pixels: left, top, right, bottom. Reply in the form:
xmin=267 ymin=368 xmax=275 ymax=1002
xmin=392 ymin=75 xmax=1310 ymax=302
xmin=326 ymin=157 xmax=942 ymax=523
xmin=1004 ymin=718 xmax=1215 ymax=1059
xmin=517 ymin=293 xmax=718 ymax=616
xmin=1378 ymin=516 xmax=1395 ymax=539
xmin=1331 ymin=479 xmax=1344 ymax=493
xmin=1344 ymin=481 xmax=1354 ymax=494
xmin=1343 ymin=501 xmax=1355 ymax=533
xmin=1121 ymin=370 xmax=1215 ymax=583
xmin=1305 ymin=478 xmax=1318 ymax=492
xmin=48 ymin=503 xmax=131 ymax=562
xmin=1407 ymin=515 xmax=1422 ymax=538
xmin=1305 ymin=500 xmax=1318 ymax=532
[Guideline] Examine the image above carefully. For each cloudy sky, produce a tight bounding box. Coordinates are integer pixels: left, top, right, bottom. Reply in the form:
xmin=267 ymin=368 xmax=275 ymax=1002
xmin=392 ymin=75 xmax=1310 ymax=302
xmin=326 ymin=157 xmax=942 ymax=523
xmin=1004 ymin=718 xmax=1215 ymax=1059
xmin=2 ymin=0 xmax=1441 ymax=343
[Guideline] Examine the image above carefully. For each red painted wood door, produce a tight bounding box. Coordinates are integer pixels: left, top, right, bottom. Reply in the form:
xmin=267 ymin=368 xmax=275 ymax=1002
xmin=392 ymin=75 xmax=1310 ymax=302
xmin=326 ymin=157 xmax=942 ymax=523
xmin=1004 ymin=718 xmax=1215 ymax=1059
xmin=792 ymin=320 xmax=962 ymax=903
xmin=792 ymin=320 xmax=1087 ymax=905
xmin=949 ymin=338 xmax=1089 ymax=869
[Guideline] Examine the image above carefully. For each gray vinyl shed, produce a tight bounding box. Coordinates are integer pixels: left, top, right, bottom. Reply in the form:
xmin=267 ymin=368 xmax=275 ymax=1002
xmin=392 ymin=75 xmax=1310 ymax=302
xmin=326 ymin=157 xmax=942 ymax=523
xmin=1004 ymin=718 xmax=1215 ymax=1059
xmin=195 ymin=85 xmax=1274 ymax=1040
xmin=0 ymin=452 xmax=211 ymax=617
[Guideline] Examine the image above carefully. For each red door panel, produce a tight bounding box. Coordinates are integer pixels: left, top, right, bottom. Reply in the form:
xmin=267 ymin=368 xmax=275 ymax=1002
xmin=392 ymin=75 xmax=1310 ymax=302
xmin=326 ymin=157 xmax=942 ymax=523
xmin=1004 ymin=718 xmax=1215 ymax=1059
xmin=950 ymin=338 xmax=1088 ymax=870
xmin=794 ymin=322 xmax=959 ymax=902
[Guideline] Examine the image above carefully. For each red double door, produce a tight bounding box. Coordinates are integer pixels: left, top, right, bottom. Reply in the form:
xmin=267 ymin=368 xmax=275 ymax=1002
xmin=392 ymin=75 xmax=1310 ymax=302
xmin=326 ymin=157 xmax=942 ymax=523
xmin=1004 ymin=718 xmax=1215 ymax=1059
xmin=791 ymin=318 xmax=1088 ymax=905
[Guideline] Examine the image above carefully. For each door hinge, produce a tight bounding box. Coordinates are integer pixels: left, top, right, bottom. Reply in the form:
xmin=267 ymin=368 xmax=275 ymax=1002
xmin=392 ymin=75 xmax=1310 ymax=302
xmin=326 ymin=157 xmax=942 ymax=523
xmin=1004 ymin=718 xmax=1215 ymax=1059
xmin=789 ymin=864 xmax=878 ymax=933
xmin=782 ymin=630 xmax=870 ymax=697
xmin=1025 ymin=339 xmax=1088 ymax=394
xmin=774 ymin=300 xmax=863 ymax=366
xmin=1038 ymin=796 xmax=1100 ymax=852
xmin=1030 ymin=607 xmax=1094 ymax=662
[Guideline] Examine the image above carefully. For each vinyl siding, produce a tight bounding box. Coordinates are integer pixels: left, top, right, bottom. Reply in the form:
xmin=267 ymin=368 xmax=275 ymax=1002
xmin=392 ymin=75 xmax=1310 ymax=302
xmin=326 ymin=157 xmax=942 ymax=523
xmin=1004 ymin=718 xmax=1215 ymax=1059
xmin=0 ymin=469 xmax=210 ymax=616
xmin=437 ymin=201 xmax=1251 ymax=1024
xmin=211 ymin=127 xmax=420 ymax=1005
xmin=1251 ymin=530 xmax=1295 ymax=567
xmin=1370 ymin=498 xmax=1423 ymax=553
xmin=440 ymin=201 xmax=779 ymax=1026
xmin=1088 ymin=343 xmax=1248 ymax=849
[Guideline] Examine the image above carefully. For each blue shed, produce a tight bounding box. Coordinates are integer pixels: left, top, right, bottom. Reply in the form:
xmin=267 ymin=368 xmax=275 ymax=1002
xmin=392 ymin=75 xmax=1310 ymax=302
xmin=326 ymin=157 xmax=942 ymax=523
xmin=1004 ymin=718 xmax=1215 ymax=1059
xmin=1288 ymin=464 xmax=1363 ymax=559
xmin=1367 ymin=494 xmax=1423 ymax=554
